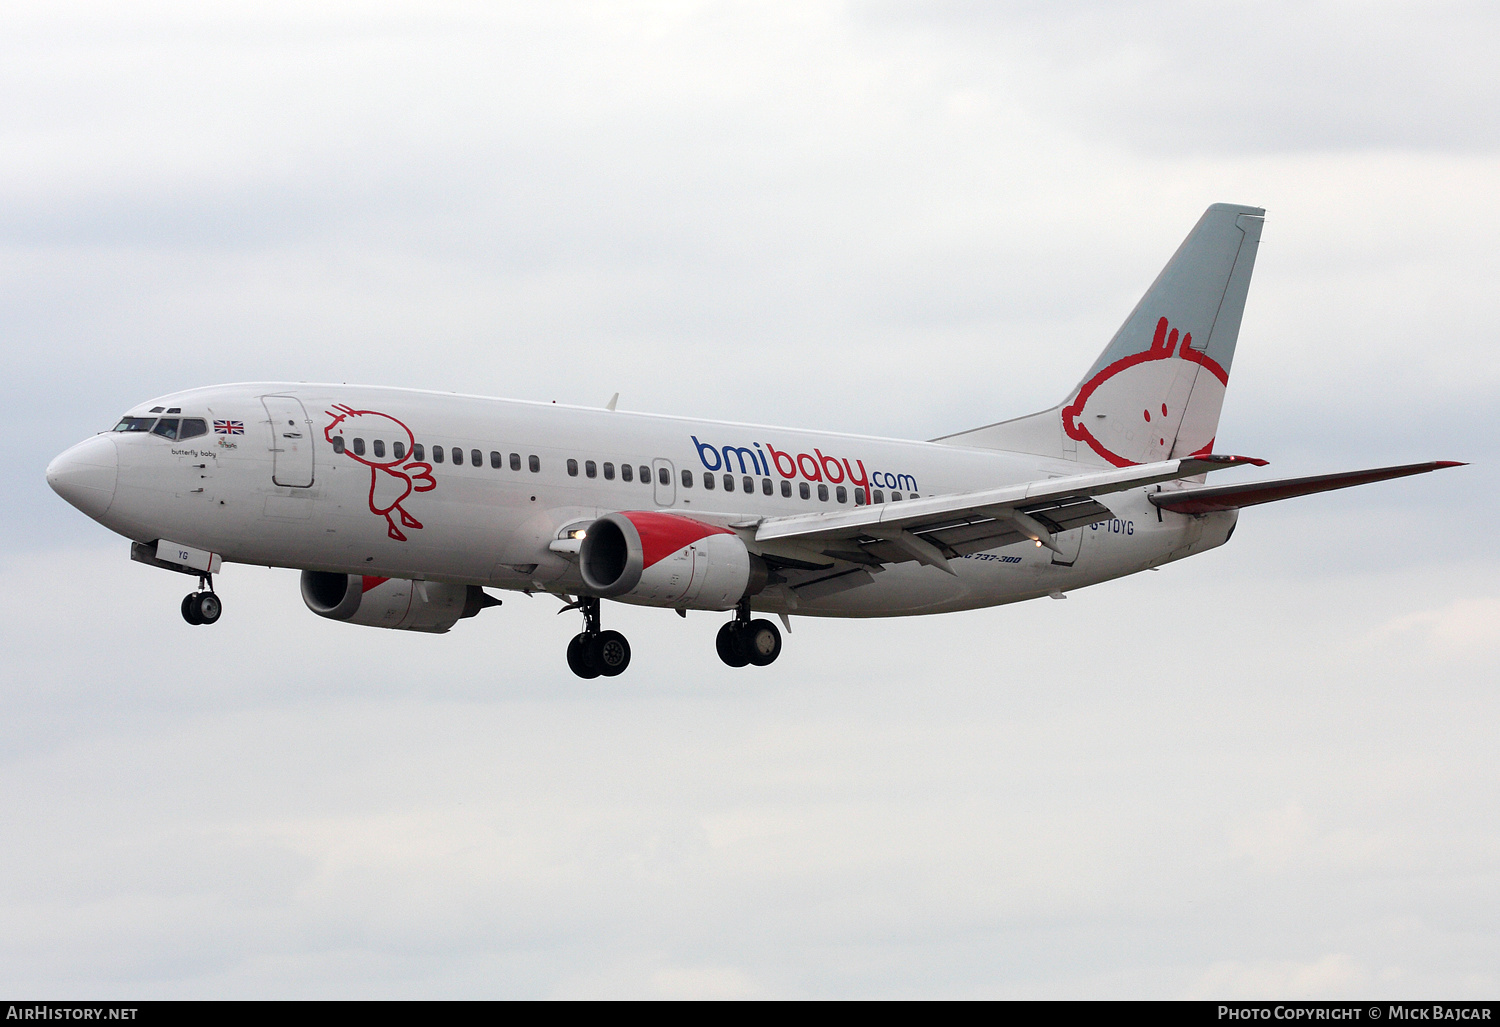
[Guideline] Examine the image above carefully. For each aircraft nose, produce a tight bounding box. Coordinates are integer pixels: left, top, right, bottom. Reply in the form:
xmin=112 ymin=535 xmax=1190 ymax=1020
xmin=46 ymin=434 xmax=119 ymax=521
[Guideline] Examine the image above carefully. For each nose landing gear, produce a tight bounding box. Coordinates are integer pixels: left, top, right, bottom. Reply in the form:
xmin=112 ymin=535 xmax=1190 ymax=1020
xmin=565 ymin=596 xmax=631 ymax=678
xmin=180 ymin=574 xmax=221 ymax=626
xmin=716 ymin=600 xmax=781 ymax=668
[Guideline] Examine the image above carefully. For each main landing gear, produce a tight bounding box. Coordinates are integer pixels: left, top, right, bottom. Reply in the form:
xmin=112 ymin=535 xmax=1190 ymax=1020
xmin=716 ymin=599 xmax=781 ymax=668
xmin=565 ymin=596 xmax=632 ymax=679
xmin=561 ymin=597 xmax=781 ymax=677
xmin=180 ymin=574 xmax=221 ymax=626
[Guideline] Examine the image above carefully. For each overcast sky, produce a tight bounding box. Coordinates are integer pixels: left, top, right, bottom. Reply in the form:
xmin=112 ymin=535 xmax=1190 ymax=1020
xmin=2 ymin=0 xmax=1496 ymax=999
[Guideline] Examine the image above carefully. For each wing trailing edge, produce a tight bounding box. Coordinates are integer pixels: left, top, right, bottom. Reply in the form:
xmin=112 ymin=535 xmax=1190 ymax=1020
xmin=749 ymin=453 xmax=1266 ymax=571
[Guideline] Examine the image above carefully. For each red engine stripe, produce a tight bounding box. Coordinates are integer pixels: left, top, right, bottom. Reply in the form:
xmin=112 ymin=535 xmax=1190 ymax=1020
xmin=619 ymin=511 xmax=733 ymax=569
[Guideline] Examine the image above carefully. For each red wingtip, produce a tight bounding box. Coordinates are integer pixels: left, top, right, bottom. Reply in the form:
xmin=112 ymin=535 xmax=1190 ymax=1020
xmin=1433 ymin=460 xmax=1467 ymax=468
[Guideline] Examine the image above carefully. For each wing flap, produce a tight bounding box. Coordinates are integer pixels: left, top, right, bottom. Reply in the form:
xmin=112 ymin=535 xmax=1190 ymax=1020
xmin=751 ymin=454 xmax=1264 ymax=567
xmin=1148 ymin=461 xmax=1464 ymax=515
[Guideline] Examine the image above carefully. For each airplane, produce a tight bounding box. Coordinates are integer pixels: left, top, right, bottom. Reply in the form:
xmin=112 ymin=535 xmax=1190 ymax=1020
xmin=45 ymin=203 xmax=1462 ymax=678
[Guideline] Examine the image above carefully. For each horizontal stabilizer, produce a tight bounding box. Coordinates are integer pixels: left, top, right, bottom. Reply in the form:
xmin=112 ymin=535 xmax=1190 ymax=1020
xmin=1148 ymin=461 xmax=1464 ymax=515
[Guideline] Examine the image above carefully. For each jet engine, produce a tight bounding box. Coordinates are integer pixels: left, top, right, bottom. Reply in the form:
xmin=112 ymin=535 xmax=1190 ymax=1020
xmin=300 ymin=571 xmax=498 ymax=632
xmin=578 ymin=511 xmax=767 ymax=610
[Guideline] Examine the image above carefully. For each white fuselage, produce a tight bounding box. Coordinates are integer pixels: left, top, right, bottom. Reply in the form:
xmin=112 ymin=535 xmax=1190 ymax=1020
xmin=54 ymin=383 xmax=1237 ymax=618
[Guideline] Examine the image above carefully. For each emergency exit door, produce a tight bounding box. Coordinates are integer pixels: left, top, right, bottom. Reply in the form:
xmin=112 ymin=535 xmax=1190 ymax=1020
xmin=652 ymin=458 xmax=675 ymax=507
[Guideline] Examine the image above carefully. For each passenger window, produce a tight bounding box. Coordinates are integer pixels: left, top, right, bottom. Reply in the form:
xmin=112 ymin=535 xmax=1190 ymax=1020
xmin=762 ymin=478 xmax=772 ymax=495
xmin=112 ymin=417 xmax=156 ymax=432
xmin=621 ymin=463 xmax=632 ymax=482
xmin=431 ymin=444 xmax=442 ymax=463
xmin=585 ymin=460 xmax=597 ymax=478
xmin=796 ymin=482 xmax=807 ymax=499
xmin=373 ymin=440 xmax=386 ymax=458
xmin=352 ymin=437 xmax=366 ymax=456
xmin=490 ymin=451 xmax=501 ymax=468
xmin=567 ymin=459 xmax=579 ymax=476
xmin=179 ymin=418 xmax=207 ymax=440
xmin=644 ymin=466 xmax=654 ymax=484
xmin=471 ymin=449 xmax=481 ymax=467
xmin=680 ymin=468 xmax=692 ymax=487
xmin=855 ymin=488 xmax=865 ymax=506
xmin=836 ymin=486 xmax=847 ymax=503
xmin=529 ymin=455 xmax=540 ymax=472
xmin=413 ymin=443 xmax=425 ymax=461
xmin=818 ymin=484 xmax=829 ymax=502
xmin=151 ymin=418 xmax=180 ymax=440
xmin=510 ymin=453 xmax=521 ymax=471
xmin=873 ymin=490 xmax=884 ymax=503
xmin=452 ymin=447 xmax=462 ymax=465
xmin=660 ymin=467 xmax=671 ymax=486
xmin=891 ymin=492 xmax=901 ymax=501
xmin=393 ymin=441 xmax=406 ymax=460
xmin=603 ymin=462 xmax=615 ymax=480
xmin=332 ymin=436 xmax=345 ymax=454
xmin=743 ymin=476 xmax=754 ymax=494
xmin=703 ymin=472 xmax=715 ymax=490
xmin=723 ymin=474 xmax=734 ymax=492
xmin=781 ymin=480 xmax=792 ymax=498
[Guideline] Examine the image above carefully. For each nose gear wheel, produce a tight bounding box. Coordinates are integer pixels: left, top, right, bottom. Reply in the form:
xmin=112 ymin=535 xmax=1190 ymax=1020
xmin=180 ymin=574 xmax=221 ymax=626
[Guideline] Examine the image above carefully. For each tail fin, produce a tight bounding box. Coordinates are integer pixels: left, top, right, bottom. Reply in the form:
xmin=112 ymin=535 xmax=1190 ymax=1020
xmin=934 ymin=203 xmax=1265 ymax=466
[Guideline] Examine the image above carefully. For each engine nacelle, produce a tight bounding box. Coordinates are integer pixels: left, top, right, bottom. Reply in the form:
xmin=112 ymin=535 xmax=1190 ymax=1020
xmin=300 ymin=571 xmax=497 ymax=632
xmin=578 ymin=511 xmax=767 ymax=610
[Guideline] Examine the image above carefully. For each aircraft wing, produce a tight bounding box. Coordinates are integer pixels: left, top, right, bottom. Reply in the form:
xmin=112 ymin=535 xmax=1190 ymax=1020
xmin=745 ymin=454 xmax=1267 ymax=573
xmin=1146 ymin=460 xmax=1464 ymax=515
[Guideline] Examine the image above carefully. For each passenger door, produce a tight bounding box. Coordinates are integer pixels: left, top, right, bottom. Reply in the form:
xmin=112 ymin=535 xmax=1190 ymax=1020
xmin=261 ymin=395 xmax=314 ymax=487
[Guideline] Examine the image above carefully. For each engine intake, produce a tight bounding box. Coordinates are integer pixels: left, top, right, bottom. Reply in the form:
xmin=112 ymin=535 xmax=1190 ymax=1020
xmin=300 ymin=571 xmax=498 ymax=632
xmin=578 ymin=511 xmax=766 ymax=610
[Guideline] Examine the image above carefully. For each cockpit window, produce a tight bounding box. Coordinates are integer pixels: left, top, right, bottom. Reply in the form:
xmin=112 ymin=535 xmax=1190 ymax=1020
xmin=179 ymin=418 xmax=207 ymax=440
xmin=151 ymin=418 xmax=180 ymax=440
xmin=113 ymin=417 xmax=156 ymax=432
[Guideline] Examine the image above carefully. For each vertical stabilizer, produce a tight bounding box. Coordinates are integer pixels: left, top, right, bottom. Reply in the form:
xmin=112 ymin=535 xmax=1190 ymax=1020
xmin=934 ymin=204 xmax=1264 ymax=466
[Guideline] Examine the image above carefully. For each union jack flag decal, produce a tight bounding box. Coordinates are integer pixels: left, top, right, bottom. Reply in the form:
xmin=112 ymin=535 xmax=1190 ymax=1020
xmin=213 ymin=420 xmax=244 ymax=435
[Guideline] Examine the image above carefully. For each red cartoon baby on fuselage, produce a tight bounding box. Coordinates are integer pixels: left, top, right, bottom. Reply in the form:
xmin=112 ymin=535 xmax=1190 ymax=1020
xmin=323 ymin=404 xmax=437 ymax=541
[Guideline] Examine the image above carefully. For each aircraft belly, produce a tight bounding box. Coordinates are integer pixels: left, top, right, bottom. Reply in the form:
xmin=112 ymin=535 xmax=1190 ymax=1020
xmin=781 ymin=543 xmax=1047 ymax=617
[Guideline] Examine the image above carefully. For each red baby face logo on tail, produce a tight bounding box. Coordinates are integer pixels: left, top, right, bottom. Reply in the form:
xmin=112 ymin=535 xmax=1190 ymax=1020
xmin=1061 ymin=316 xmax=1229 ymax=467
xmin=324 ymin=404 xmax=436 ymax=541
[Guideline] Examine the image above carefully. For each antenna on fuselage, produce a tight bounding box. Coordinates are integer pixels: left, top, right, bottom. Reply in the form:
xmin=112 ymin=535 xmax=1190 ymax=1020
xmin=605 ymin=392 xmax=619 ymax=411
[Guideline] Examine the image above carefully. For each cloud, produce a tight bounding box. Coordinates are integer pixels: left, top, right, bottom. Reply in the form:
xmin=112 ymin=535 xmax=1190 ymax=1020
xmin=1186 ymin=953 xmax=1372 ymax=1000
xmin=1378 ymin=597 xmax=1500 ymax=656
xmin=864 ymin=0 xmax=1500 ymax=154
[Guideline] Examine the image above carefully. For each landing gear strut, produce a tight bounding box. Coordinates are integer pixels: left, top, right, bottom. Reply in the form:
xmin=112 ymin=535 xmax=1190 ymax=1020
xmin=180 ymin=573 xmax=222 ymax=626
xmin=566 ymin=596 xmax=631 ymax=679
xmin=716 ymin=599 xmax=781 ymax=668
